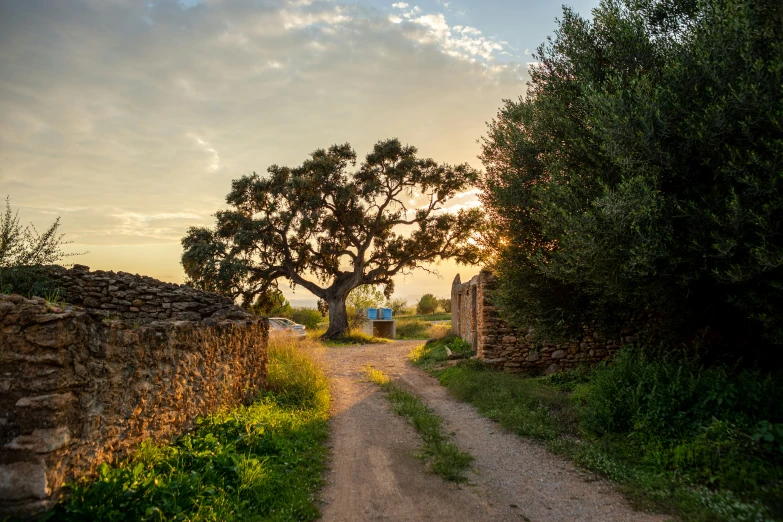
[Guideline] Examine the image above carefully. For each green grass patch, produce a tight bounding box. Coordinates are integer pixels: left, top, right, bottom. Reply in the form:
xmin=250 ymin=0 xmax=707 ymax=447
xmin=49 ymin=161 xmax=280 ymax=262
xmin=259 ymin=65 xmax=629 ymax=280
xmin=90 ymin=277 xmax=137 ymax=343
xmin=396 ymin=319 xmax=451 ymax=340
xmin=365 ymin=366 xmax=473 ymax=482
xmin=51 ymin=338 xmax=331 ymax=522
xmin=312 ymin=329 xmax=392 ymax=346
xmin=410 ymin=340 xmax=783 ymax=522
xmin=400 ymin=313 xmax=451 ymax=322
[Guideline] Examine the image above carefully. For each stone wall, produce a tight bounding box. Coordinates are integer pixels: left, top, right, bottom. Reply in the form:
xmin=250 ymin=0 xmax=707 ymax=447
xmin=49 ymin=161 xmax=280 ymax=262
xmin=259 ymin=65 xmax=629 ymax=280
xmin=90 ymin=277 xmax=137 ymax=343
xmin=452 ymin=270 xmax=643 ymax=374
xmin=0 ymin=268 xmax=267 ymax=518
xmin=45 ymin=264 xmax=246 ymax=324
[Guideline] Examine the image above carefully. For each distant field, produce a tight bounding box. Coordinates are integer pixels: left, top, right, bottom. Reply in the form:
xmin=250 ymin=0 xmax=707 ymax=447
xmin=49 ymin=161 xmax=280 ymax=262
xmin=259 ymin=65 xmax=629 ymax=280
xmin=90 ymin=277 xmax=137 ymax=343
xmin=399 ymin=313 xmax=451 ymax=322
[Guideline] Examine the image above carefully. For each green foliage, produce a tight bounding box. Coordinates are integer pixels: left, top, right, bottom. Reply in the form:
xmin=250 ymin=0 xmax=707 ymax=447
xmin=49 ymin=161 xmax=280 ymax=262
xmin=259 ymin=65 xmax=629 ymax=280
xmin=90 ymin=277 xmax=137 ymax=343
xmin=481 ymin=0 xmax=783 ymax=346
xmin=365 ymin=367 xmax=473 ymax=482
xmin=52 ymin=338 xmax=330 ymax=521
xmin=0 ymin=197 xmax=81 ymax=297
xmin=384 ymin=297 xmax=408 ymax=316
xmin=181 ymin=138 xmax=483 ymax=338
xmin=411 ymin=342 xmax=783 ymax=520
xmin=250 ymin=289 xmax=292 ymax=317
xmin=346 ymin=284 xmax=384 ymax=329
xmin=289 ymin=308 xmax=323 ymax=330
xmin=416 ymin=294 xmax=439 ymax=315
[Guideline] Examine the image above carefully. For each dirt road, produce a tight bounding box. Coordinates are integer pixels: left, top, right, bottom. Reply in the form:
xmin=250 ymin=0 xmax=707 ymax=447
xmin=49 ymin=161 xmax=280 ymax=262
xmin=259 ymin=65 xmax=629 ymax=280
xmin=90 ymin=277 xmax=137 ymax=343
xmin=316 ymin=340 xmax=666 ymax=522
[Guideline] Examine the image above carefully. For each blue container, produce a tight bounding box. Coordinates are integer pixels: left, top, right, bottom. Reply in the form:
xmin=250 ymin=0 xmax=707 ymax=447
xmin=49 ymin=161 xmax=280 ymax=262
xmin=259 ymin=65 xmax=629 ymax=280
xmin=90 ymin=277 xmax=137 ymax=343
xmin=367 ymin=308 xmax=378 ymax=320
xmin=381 ymin=307 xmax=392 ymax=320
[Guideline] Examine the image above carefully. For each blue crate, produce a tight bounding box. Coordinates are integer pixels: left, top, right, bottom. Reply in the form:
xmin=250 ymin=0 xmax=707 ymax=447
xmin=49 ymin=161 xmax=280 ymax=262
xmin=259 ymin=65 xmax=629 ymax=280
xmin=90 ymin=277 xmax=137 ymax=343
xmin=366 ymin=308 xmax=378 ymax=320
xmin=381 ymin=307 xmax=392 ymax=320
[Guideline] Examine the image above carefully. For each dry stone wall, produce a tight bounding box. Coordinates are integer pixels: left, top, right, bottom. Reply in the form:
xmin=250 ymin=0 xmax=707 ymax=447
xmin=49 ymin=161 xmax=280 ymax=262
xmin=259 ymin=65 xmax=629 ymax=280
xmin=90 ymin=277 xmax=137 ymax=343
xmin=47 ymin=264 xmax=246 ymax=324
xmin=452 ymin=270 xmax=644 ymax=374
xmin=0 ymin=267 xmax=267 ymax=518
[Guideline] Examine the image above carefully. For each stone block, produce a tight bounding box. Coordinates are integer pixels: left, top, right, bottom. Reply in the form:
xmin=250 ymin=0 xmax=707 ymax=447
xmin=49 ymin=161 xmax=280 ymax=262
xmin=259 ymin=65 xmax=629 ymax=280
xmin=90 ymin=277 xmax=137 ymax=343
xmin=551 ymin=350 xmax=566 ymax=359
xmin=0 ymin=459 xmax=48 ymax=500
xmin=4 ymin=427 xmax=70 ymax=453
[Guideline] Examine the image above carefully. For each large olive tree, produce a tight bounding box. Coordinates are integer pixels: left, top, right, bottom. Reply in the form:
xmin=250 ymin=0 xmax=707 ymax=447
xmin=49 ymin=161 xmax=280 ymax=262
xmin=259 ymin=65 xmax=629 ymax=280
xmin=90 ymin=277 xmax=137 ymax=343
xmin=182 ymin=139 xmax=482 ymax=338
xmin=481 ymin=0 xmax=783 ymax=346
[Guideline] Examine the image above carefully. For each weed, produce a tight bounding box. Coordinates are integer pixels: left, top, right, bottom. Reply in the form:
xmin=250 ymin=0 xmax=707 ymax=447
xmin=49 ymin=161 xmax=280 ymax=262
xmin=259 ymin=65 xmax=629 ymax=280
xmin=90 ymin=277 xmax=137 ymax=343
xmin=365 ymin=366 xmax=473 ymax=482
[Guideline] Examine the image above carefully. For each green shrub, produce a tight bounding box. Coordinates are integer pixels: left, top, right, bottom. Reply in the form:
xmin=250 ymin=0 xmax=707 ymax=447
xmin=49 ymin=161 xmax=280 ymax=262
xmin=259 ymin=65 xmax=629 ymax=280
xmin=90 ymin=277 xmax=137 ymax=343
xmin=573 ymin=348 xmax=783 ymax=441
xmin=290 ymin=308 xmax=323 ymax=330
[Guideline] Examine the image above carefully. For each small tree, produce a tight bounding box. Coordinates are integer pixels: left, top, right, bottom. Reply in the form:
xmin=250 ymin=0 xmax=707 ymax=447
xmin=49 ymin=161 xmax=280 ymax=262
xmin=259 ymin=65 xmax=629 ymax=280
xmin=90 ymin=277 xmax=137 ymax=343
xmin=416 ymin=294 xmax=439 ymax=315
xmin=249 ymin=288 xmax=292 ymax=317
xmin=182 ymin=139 xmax=483 ymax=338
xmin=346 ymin=284 xmax=384 ymax=330
xmin=385 ymin=297 xmax=408 ymax=316
xmin=438 ymin=297 xmax=451 ymax=313
xmin=0 ymin=197 xmax=81 ymax=296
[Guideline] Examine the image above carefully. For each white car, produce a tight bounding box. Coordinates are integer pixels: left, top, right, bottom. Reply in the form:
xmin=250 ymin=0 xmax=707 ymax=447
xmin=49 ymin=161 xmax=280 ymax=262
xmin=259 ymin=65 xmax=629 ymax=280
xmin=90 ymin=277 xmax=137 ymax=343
xmin=268 ymin=317 xmax=307 ymax=338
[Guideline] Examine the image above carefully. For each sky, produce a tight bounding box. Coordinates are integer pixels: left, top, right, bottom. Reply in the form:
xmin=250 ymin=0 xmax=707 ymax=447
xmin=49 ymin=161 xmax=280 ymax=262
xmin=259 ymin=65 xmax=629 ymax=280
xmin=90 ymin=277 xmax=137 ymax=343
xmin=0 ymin=0 xmax=599 ymax=308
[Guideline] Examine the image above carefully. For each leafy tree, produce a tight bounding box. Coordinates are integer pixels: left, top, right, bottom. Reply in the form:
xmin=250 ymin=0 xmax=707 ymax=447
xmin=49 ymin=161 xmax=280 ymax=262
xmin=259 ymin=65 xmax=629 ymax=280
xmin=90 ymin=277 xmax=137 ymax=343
xmin=438 ymin=297 xmax=451 ymax=314
xmin=182 ymin=139 xmax=482 ymax=338
xmin=250 ymin=288 xmax=292 ymax=317
xmin=346 ymin=284 xmax=384 ymax=330
xmin=481 ymin=0 xmax=783 ymax=348
xmin=385 ymin=297 xmax=408 ymax=316
xmin=0 ymin=197 xmax=81 ymax=296
xmin=290 ymin=308 xmax=324 ymax=329
xmin=416 ymin=293 xmax=439 ymax=315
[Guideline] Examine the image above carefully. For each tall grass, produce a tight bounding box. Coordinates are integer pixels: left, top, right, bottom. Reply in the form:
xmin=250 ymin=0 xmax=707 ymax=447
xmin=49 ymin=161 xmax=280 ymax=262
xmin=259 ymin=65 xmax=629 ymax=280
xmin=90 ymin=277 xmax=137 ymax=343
xmin=53 ymin=337 xmax=330 ymax=522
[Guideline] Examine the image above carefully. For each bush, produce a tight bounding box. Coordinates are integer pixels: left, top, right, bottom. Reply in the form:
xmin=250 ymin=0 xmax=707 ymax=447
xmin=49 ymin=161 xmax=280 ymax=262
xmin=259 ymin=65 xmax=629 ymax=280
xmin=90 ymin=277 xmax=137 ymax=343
xmin=572 ymin=348 xmax=783 ymax=508
xmin=290 ymin=308 xmax=323 ymax=330
xmin=0 ymin=198 xmax=80 ymax=297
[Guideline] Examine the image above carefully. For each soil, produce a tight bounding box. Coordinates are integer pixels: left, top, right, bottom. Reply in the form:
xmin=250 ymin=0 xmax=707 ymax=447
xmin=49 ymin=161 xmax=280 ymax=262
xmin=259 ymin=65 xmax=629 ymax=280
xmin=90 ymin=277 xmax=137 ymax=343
xmin=315 ymin=340 xmax=668 ymax=522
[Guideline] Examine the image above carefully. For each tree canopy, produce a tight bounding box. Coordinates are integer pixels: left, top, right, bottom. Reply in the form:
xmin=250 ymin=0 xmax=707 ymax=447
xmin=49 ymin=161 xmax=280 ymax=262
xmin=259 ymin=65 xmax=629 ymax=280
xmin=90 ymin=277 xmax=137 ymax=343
xmin=480 ymin=0 xmax=783 ymax=349
xmin=182 ymin=138 xmax=482 ymax=338
xmin=416 ymin=294 xmax=439 ymax=315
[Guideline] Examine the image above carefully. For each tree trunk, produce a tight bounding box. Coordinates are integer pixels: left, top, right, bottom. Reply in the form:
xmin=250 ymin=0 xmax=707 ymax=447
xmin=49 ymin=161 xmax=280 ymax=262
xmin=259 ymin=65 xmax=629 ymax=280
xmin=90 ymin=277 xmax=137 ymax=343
xmin=323 ymin=296 xmax=350 ymax=339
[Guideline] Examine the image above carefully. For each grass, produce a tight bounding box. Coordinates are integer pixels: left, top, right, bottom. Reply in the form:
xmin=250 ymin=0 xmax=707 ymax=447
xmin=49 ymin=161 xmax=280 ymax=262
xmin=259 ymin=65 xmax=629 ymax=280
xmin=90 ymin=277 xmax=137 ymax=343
xmin=396 ymin=319 xmax=451 ymax=340
xmin=306 ymin=329 xmax=392 ymax=346
xmin=398 ymin=313 xmax=451 ymax=322
xmin=364 ymin=366 xmax=473 ymax=482
xmin=50 ymin=337 xmax=331 ymax=522
xmin=410 ymin=339 xmax=783 ymax=522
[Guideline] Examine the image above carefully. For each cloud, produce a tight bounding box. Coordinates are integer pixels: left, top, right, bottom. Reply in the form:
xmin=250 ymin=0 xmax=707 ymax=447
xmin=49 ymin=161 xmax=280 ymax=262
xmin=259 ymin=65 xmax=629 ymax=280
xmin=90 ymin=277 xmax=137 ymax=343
xmin=0 ymin=0 xmax=526 ymax=282
xmin=391 ymin=6 xmax=507 ymax=63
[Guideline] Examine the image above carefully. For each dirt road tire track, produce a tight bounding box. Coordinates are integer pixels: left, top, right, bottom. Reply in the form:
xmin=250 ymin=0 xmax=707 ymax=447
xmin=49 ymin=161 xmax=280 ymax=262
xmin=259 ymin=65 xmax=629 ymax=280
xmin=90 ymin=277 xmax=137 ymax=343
xmin=316 ymin=340 xmax=667 ymax=522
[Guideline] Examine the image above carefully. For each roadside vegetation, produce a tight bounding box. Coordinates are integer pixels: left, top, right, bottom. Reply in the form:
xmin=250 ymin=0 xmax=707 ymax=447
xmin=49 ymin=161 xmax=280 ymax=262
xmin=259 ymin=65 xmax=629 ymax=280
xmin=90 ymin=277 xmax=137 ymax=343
xmin=365 ymin=366 xmax=473 ymax=482
xmin=51 ymin=337 xmax=331 ymax=522
xmin=411 ymin=337 xmax=783 ymax=521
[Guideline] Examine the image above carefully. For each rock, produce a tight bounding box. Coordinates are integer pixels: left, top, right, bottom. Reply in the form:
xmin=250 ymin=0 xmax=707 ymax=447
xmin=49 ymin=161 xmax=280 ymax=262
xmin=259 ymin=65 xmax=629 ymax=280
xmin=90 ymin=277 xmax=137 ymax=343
xmin=501 ymin=335 xmax=517 ymax=343
xmin=551 ymin=350 xmax=566 ymax=359
xmin=0 ymin=459 xmax=49 ymax=500
xmin=15 ymin=393 xmax=75 ymax=409
xmin=543 ymin=363 xmax=561 ymax=376
xmin=4 ymin=427 xmax=70 ymax=453
xmin=525 ymin=352 xmax=540 ymax=362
